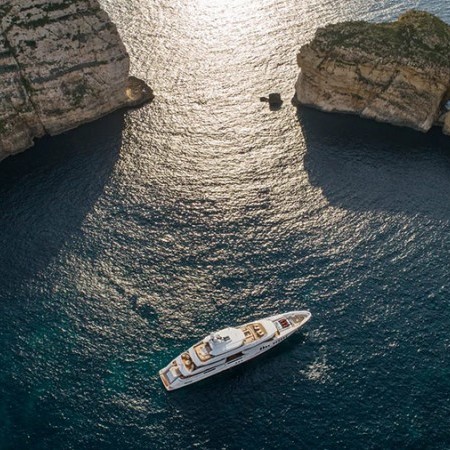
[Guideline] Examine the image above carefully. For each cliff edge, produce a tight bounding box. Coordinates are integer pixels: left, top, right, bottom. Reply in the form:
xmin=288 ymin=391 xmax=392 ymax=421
xmin=295 ymin=10 xmax=450 ymax=135
xmin=0 ymin=0 xmax=153 ymax=161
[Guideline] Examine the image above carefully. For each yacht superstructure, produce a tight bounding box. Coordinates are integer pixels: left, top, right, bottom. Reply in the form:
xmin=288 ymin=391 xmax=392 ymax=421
xmin=159 ymin=310 xmax=311 ymax=391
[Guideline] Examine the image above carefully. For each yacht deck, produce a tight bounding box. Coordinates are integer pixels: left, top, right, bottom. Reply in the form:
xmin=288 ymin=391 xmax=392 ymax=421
xmin=181 ymin=352 xmax=197 ymax=371
xmin=193 ymin=322 xmax=268 ymax=361
xmin=194 ymin=341 xmax=212 ymax=362
xmin=240 ymin=322 xmax=267 ymax=343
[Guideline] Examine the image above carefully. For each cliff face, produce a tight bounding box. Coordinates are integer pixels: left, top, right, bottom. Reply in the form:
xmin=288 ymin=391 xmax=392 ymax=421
xmin=0 ymin=0 xmax=152 ymax=161
xmin=296 ymin=10 xmax=450 ymax=134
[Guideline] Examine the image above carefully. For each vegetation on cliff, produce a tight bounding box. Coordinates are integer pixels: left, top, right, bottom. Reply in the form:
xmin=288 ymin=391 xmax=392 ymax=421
xmin=312 ymin=10 xmax=450 ymax=69
xmin=0 ymin=0 xmax=152 ymax=161
xmin=296 ymin=10 xmax=450 ymax=135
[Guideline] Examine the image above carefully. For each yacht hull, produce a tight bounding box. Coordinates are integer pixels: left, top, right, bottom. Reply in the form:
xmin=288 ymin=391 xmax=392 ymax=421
xmin=159 ymin=310 xmax=311 ymax=391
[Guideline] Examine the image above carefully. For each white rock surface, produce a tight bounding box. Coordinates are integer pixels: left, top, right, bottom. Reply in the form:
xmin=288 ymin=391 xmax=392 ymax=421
xmin=296 ymin=11 xmax=450 ymax=135
xmin=0 ymin=0 xmax=142 ymax=161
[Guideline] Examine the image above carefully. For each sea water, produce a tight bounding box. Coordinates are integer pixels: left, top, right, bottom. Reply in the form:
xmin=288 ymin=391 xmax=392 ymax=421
xmin=1 ymin=0 xmax=450 ymax=448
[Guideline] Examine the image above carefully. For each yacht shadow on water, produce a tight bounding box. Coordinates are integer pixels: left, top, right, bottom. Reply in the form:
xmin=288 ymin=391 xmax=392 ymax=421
xmin=297 ymin=107 xmax=450 ymax=221
xmin=0 ymin=111 xmax=125 ymax=287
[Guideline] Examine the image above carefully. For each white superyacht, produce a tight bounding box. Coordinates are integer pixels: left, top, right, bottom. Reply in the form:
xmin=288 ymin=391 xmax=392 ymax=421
xmin=159 ymin=310 xmax=311 ymax=391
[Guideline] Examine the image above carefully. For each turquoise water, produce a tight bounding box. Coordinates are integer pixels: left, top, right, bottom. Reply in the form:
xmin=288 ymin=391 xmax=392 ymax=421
xmin=1 ymin=0 xmax=450 ymax=448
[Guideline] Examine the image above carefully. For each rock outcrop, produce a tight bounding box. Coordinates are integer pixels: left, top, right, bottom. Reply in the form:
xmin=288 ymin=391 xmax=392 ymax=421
xmin=0 ymin=0 xmax=153 ymax=161
xmin=295 ymin=10 xmax=450 ymax=135
xmin=260 ymin=93 xmax=283 ymax=110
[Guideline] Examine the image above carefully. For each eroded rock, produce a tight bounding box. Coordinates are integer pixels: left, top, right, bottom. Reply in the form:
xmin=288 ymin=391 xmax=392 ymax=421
xmin=443 ymin=112 xmax=450 ymax=135
xmin=295 ymin=10 xmax=450 ymax=134
xmin=260 ymin=92 xmax=283 ymax=110
xmin=0 ymin=0 xmax=152 ymax=161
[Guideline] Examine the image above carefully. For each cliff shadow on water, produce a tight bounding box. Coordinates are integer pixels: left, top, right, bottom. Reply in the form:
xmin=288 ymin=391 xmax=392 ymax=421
xmin=0 ymin=112 xmax=125 ymax=288
xmin=297 ymin=107 xmax=450 ymax=221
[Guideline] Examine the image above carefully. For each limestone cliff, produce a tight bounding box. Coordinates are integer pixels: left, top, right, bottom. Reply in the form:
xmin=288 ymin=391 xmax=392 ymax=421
xmin=0 ymin=0 xmax=153 ymax=161
xmin=295 ymin=10 xmax=450 ymax=135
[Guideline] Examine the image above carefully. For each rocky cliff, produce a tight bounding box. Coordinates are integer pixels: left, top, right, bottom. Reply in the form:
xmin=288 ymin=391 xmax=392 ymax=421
xmin=295 ymin=10 xmax=450 ymax=135
xmin=0 ymin=0 xmax=152 ymax=161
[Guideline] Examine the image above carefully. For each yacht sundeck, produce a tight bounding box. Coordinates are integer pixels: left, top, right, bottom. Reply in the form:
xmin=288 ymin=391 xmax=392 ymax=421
xmin=159 ymin=310 xmax=311 ymax=391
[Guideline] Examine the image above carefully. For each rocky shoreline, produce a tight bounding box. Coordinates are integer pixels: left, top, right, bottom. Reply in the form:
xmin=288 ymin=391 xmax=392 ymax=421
xmin=295 ymin=10 xmax=450 ymax=135
xmin=0 ymin=0 xmax=152 ymax=162
xmin=2 ymin=6 xmax=449 ymax=164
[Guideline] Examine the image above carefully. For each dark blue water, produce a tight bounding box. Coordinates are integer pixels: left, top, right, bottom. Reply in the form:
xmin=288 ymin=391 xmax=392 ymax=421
xmin=1 ymin=0 xmax=450 ymax=448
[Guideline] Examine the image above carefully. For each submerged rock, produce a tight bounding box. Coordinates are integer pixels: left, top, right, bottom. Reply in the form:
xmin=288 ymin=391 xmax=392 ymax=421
xmin=0 ymin=0 xmax=152 ymax=162
xmin=295 ymin=10 xmax=450 ymax=134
